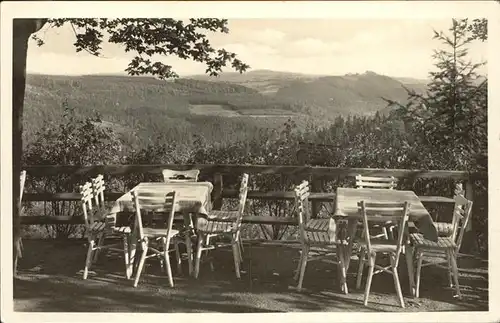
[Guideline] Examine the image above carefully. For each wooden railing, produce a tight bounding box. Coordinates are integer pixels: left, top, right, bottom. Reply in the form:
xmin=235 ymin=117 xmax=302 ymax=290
xmin=20 ymin=164 xmax=486 ymax=228
xmin=22 ymin=163 xmax=485 ymax=179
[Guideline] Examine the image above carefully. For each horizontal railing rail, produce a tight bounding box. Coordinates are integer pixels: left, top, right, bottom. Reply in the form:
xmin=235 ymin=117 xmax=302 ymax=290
xmin=19 ymin=214 xmax=302 ymax=226
xmin=23 ymin=191 xmax=456 ymax=203
xmin=20 ymin=164 xmax=478 ymax=227
xmin=23 ymin=164 xmax=487 ymax=180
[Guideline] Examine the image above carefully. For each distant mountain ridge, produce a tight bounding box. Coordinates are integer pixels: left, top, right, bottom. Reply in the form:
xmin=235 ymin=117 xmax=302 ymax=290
xmin=186 ymin=69 xmax=428 ymax=116
xmin=187 ymin=69 xmax=429 ymax=92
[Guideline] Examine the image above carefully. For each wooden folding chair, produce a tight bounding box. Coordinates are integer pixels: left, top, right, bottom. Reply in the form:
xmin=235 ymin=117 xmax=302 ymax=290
xmin=355 ymin=175 xmax=398 ymax=240
xmin=294 ymin=181 xmax=348 ymax=293
xmin=356 ymin=201 xmax=411 ymax=308
xmin=433 ymin=183 xmax=466 ymax=237
xmin=89 ymin=175 xmax=133 ymax=277
xmin=162 ymin=169 xmax=200 ymax=183
xmin=79 ymin=180 xmax=130 ymax=280
xmin=355 ymin=175 xmax=398 ymax=190
xmin=194 ymin=173 xmax=249 ymax=279
xmin=162 ymin=168 xmax=200 ymax=262
xmin=411 ymin=194 xmax=473 ymax=299
xmin=131 ymin=190 xmax=182 ymax=287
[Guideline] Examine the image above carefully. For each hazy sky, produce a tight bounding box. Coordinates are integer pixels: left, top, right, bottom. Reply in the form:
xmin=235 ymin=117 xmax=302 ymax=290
xmin=26 ymin=18 xmax=488 ymax=79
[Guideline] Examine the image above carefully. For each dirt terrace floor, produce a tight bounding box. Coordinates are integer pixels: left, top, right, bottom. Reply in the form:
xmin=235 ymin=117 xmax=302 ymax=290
xmin=13 ymin=239 xmax=488 ymax=313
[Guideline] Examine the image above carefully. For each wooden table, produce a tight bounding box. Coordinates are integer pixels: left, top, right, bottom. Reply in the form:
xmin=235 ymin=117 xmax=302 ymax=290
xmin=110 ymin=182 xmax=213 ymax=277
xmin=334 ymin=187 xmax=438 ymax=296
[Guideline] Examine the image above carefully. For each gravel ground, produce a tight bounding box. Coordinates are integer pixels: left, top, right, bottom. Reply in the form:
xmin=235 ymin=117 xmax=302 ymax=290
xmin=13 ymin=239 xmax=488 ymax=313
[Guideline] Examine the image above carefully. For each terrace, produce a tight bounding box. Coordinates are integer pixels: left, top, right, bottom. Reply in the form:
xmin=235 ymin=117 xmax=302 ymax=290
xmin=15 ymin=164 xmax=488 ymax=313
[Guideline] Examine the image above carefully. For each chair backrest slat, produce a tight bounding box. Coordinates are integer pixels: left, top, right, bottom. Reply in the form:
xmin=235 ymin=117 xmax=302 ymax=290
xmin=132 ymin=191 xmax=174 ymax=211
xmin=233 ymin=174 xmax=249 ymax=237
xmin=79 ymin=182 xmax=94 ymax=227
xmin=451 ymin=194 xmax=473 ymax=251
xmin=91 ymin=174 xmax=106 ymax=208
xmin=132 ymin=189 xmax=177 ymax=239
xmin=133 ymin=188 xmax=172 ymax=208
xmin=358 ymin=200 xmax=411 ymax=265
xmin=355 ymin=175 xmax=397 ymax=190
xmin=294 ymin=181 xmax=310 ymax=242
xmin=162 ymin=169 xmax=200 ymax=183
xmin=451 ymin=194 xmax=467 ymax=235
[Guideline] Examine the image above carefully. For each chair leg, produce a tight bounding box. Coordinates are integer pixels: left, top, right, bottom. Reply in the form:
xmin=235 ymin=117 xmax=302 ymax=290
xmin=239 ymin=238 xmax=245 ymax=254
xmin=194 ymin=234 xmax=204 ymax=279
xmin=174 ymin=239 xmax=182 ymax=274
xmin=338 ymin=248 xmax=348 ymax=294
xmin=294 ymin=248 xmax=304 ymax=281
xmin=389 ymin=225 xmax=396 ymax=240
xmin=83 ymin=238 xmax=95 ymax=280
xmin=391 ymin=256 xmax=405 ymax=308
xmin=297 ymin=245 xmax=309 ymax=291
xmin=133 ymin=241 xmax=148 ymax=288
xmin=446 ymin=251 xmax=453 ymax=288
xmin=123 ymin=234 xmax=131 ymax=279
xmin=159 ymin=258 xmax=165 ymax=273
xmin=356 ymin=247 xmax=366 ymax=290
xmin=392 ymin=267 xmax=405 ymax=308
xmin=163 ymin=238 xmax=174 ymax=288
xmin=382 ymin=227 xmax=389 ymax=240
xmin=93 ymin=232 xmax=105 ymax=263
xmin=205 ymin=234 xmax=211 ymax=256
xmin=238 ymin=239 xmax=244 ymax=263
xmin=405 ymin=244 xmax=416 ymax=297
xmin=449 ymin=250 xmax=461 ymax=298
xmin=363 ymin=253 xmax=376 ymax=306
xmin=184 ymin=226 xmax=194 ymax=276
xmin=204 ymin=235 xmax=215 ymax=272
xmin=128 ymin=237 xmax=137 ymax=280
xmin=232 ymin=241 xmax=241 ymax=279
xmin=415 ymin=250 xmax=424 ymax=298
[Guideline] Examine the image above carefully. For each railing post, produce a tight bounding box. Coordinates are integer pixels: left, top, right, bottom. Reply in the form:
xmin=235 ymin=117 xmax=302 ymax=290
xmin=212 ymin=172 xmax=223 ymax=211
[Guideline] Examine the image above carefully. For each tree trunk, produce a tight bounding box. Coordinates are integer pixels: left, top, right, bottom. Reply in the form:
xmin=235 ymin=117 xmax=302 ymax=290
xmin=12 ymin=18 xmax=46 ymax=277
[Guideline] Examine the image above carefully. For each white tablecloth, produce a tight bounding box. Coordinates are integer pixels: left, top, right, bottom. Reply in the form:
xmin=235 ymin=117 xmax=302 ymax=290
xmin=110 ymin=182 xmax=213 ymax=216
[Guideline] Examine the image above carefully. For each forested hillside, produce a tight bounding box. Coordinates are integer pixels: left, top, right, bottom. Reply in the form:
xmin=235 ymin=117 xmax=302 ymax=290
xmin=24 ymin=73 xmax=303 ymax=149
xmin=24 ymin=70 xmax=424 ymax=149
xmin=274 ymin=71 xmax=428 ymax=116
